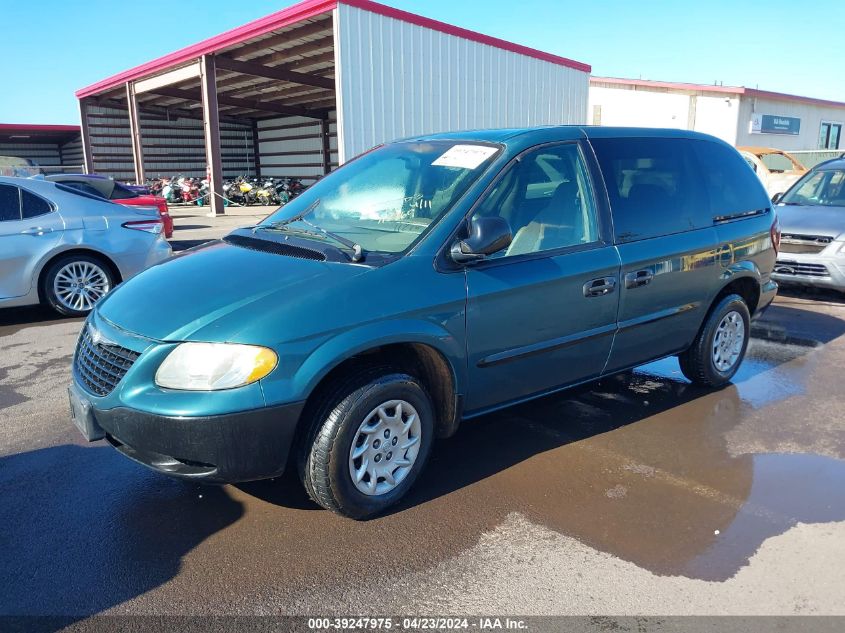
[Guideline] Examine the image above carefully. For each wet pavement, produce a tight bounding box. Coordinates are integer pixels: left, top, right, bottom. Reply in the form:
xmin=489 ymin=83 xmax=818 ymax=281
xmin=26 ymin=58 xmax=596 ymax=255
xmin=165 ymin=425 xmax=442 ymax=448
xmin=1 ymin=289 xmax=844 ymax=617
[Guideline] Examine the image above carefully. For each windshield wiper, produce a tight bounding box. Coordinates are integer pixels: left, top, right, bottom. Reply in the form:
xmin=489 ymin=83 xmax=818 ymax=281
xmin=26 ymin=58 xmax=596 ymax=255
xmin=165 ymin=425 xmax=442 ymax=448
xmin=268 ymin=197 xmax=322 ymax=228
xmin=258 ymin=198 xmax=365 ymax=262
xmin=295 ymin=216 xmax=365 ymax=262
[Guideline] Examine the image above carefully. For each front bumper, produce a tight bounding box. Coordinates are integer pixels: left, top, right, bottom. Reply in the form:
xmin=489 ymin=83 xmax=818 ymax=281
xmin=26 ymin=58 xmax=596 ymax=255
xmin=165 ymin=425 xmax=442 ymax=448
xmin=772 ymin=255 xmax=845 ymax=291
xmin=77 ymin=385 xmax=304 ymax=483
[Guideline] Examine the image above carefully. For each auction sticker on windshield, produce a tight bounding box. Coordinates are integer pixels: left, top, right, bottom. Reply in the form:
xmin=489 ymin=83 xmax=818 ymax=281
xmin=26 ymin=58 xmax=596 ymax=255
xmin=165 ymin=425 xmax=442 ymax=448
xmin=432 ymin=144 xmax=498 ymax=169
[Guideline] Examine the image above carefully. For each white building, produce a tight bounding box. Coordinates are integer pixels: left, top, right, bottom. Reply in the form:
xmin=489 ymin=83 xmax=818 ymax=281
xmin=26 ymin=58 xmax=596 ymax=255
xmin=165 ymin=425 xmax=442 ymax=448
xmin=75 ymin=0 xmax=591 ymax=215
xmin=589 ymin=77 xmax=844 ymax=154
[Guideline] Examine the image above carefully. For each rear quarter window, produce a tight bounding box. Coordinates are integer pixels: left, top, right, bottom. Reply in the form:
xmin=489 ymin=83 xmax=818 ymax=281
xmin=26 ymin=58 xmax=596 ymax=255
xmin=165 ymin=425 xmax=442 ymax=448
xmin=0 ymin=183 xmax=21 ymax=221
xmin=691 ymin=141 xmax=771 ymax=218
xmin=590 ymin=137 xmax=707 ymax=242
xmin=21 ymin=189 xmax=54 ymax=219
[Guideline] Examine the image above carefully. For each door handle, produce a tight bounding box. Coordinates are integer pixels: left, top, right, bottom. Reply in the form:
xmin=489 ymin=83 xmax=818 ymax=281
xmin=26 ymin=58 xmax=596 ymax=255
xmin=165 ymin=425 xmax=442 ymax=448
xmin=20 ymin=227 xmax=53 ymax=236
xmin=583 ymin=276 xmax=617 ymax=297
xmin=624 ymin=269 xmax=654 ymax=289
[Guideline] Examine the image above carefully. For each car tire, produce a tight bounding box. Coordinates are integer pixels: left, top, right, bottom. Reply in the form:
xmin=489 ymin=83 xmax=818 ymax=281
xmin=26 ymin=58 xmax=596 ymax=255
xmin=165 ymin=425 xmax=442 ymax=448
xmin=299 ymin=370 xmax=435 ymax=519
xmin=678 ymin=293 xmax=751 ymax=387
xmin=42 ymin=254 xmax=115 ymax=317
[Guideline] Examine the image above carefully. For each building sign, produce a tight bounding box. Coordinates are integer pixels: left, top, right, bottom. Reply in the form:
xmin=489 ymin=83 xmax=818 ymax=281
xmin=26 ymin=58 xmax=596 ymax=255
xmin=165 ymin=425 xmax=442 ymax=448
xmin=750 ymin=113 xmax=801 ymax=135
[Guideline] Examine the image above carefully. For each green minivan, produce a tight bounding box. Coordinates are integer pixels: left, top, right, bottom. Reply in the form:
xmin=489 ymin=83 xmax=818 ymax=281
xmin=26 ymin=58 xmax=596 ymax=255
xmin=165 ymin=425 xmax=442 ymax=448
xmin=69 ymin=126 xmax=778 ymax=518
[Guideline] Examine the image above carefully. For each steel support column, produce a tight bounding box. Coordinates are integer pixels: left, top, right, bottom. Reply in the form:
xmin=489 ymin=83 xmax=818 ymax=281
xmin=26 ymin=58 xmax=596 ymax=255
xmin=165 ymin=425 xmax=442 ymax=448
xmin=320 ymin=116 xmax=331 ymax=176
xmin=125 ymin=83 xmax=145 ymax=184
xmin=78 ymin=98 xmax=95 ymax=175
xmin=251 ymin=120 xmax=262 ymax=179
xmin=200 ymin=55 xmax=224 ymax=216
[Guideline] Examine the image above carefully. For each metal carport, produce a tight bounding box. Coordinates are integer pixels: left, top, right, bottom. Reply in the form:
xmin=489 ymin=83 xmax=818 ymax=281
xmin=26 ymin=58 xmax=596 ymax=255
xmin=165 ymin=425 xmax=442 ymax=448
xmin=76 ymin=0 xmax=591 ymax=216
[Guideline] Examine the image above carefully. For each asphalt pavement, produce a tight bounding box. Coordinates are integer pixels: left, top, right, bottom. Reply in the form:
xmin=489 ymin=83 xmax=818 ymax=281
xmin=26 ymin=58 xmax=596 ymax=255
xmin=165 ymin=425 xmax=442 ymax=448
xmin=1 ymin=211 xmax=844 ymax=620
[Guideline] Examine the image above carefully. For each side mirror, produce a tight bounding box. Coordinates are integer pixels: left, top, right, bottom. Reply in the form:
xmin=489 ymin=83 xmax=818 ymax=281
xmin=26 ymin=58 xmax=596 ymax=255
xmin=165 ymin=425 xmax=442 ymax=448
xmin=450 ymin=216 xmax=512 ymax=263
xmin=771 ymin=192 xmax=784 ymax=204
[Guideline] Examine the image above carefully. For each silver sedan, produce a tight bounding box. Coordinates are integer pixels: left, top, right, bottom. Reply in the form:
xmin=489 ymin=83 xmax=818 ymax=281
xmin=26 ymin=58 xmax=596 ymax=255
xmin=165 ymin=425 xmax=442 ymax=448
xmin=0 ymin=176 xmax=172 ymax=316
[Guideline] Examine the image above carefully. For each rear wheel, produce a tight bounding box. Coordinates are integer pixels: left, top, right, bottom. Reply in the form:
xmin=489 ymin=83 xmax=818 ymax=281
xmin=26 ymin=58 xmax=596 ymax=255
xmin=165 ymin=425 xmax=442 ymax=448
xmin=299 ymin=371 xmax=434 ymax=519
xmin=42 ymin=254 xmax=115 ymax=317
xmin=678 ymin=294 xmax=750 ymax=387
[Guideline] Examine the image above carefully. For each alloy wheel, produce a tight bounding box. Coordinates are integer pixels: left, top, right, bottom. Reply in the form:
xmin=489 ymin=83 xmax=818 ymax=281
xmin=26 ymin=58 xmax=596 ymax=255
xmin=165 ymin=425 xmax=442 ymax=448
xmin=53 ymin=261 xmax=110 ymax=312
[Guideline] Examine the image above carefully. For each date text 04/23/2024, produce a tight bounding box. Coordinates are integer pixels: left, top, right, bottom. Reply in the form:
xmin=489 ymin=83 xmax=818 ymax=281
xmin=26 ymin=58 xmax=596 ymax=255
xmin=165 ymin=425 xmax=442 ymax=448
xmin=307 ymin=617 xmax=529 ymax=630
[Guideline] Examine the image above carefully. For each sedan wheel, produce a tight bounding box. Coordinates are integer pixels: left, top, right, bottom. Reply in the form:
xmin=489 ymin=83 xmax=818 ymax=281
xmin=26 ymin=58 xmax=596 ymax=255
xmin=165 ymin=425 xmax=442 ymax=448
xmin=43 ymin=255 xmax=115 ymax=317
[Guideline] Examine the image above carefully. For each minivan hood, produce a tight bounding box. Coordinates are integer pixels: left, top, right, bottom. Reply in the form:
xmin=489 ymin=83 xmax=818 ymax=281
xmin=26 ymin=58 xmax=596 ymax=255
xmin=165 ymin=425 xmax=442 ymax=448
xmin=777 ymin=204 xmax=845 ymax=239
xmin=97 ymin=240 xmax=370 ymax=341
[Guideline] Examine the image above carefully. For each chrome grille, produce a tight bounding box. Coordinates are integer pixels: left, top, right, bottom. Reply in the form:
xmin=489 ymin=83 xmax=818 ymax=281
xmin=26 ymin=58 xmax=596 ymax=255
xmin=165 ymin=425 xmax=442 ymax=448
xmin=774 ymin=260 xmax=830 ymax=278
xmin=74 ymin=325 xmax=141 ymax=396
xmin=779 ymin=234 xmax=833 ymax=255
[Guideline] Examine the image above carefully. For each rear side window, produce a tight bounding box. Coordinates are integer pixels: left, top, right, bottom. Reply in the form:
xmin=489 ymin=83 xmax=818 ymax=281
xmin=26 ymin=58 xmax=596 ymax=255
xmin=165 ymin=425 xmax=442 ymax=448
xmin=21 ymin=189 xmax=53 ymax=218
xmin=691 ymin=141 xmax=770 ymax=218
xmin=590 ymin=137 xmax=707 ymax=242
xmin=0 ymin=184 xmax=20 ymax=221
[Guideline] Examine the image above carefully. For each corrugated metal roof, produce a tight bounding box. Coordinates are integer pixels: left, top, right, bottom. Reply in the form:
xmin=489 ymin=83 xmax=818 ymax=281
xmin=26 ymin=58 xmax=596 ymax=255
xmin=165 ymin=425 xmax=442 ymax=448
xmin=0 ymin=123 xmax=81 ymax=144
xmin=76 ymin=0 xmax=590 ymax=99
xmin=0 ymin=124 xmax=80 ymax=133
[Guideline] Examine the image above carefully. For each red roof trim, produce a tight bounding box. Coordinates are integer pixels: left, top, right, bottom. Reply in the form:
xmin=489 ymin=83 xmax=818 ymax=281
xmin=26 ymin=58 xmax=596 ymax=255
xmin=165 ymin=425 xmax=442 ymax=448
xmin=591 ymin=76 xmax=845 ymax=109
xmin=75 ymin=0 xmax=337 ymax=98
xmin=76 ymin=0 xmax=590 ymax=99
xmin=743 ymin=87 xmax=845 ymax=110
xmin=0 ymin=123 xmax=80 ymax=133
xmin=591 ymin=76 xmax=743 ymax=95
xmin=341 ymin=0 xmax=590 ymax=73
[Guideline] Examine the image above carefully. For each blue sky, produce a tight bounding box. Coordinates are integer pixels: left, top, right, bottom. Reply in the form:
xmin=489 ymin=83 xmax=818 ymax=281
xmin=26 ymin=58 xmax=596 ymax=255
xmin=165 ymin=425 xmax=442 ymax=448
xmin=2 ymin=0 xmax=843 ymax=124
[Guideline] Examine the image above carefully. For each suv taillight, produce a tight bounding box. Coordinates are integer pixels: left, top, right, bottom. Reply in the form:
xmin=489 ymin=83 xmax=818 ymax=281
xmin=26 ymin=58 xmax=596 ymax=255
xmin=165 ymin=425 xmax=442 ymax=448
xmin=122 ymin=219 xmax=163 ymax=235
xmin=770 ymin=217 xmax=781 ymax=254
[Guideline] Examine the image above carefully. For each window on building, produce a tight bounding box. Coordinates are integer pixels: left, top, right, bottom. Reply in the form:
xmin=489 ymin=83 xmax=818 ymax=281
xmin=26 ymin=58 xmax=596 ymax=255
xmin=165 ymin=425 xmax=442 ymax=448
xmin=819 ymin=122 xmax=842 ymax=150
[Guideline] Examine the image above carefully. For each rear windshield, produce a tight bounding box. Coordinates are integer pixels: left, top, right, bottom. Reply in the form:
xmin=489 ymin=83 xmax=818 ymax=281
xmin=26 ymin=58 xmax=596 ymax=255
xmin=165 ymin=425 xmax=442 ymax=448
xmin=55 ymin=182 xmax=110 ymax=202
xmin=111 ymin=182 xmax=138 ymax=199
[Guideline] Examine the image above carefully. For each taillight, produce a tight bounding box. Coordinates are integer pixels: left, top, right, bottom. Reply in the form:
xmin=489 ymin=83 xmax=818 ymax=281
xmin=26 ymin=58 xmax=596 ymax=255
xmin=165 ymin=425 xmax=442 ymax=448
xmin=770 ymin=217 xmax=781 ymax=254
xmin=122 ymin=219 xmax=163 ymax=235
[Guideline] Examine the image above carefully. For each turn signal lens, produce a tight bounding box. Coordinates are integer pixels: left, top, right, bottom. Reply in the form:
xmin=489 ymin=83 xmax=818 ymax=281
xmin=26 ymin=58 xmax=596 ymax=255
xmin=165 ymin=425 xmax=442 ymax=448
xmin=155 ymin=343 xmax=278 ymax=391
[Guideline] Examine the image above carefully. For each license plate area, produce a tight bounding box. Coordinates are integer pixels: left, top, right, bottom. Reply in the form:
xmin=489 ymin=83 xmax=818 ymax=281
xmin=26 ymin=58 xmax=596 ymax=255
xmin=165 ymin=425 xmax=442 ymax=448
xmin=68 ymin=385 xmax=105 ymax=441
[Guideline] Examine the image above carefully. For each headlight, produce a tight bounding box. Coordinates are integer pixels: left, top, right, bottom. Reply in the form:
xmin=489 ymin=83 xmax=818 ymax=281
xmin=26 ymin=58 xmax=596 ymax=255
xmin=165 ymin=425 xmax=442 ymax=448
xmin=155 ymin=343 xmax=277 ymax=391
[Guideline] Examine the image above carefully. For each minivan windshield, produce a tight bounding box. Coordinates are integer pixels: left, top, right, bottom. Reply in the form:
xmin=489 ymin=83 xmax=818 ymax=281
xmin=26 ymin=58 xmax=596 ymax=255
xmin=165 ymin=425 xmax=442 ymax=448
xmin=782 ymin=168 xmax=845 ymax=208
xmin=258 ymin=141 xmax=500 ymax=255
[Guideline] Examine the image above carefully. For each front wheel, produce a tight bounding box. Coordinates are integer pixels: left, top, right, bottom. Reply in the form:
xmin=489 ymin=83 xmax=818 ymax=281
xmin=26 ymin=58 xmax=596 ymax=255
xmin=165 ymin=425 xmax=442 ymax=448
xmin=300 ymin=372 xmax=434 ymax=519
xmin=678 ymin=294 xmax=750 ymax=387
